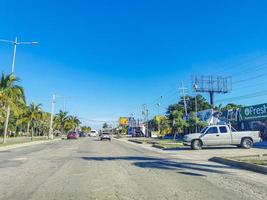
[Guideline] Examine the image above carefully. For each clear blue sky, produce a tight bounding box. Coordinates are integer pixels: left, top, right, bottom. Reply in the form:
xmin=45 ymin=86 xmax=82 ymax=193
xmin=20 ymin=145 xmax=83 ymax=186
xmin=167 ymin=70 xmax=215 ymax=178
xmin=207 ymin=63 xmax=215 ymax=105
xmin=1 ymin=0 xmax=267 ymax=129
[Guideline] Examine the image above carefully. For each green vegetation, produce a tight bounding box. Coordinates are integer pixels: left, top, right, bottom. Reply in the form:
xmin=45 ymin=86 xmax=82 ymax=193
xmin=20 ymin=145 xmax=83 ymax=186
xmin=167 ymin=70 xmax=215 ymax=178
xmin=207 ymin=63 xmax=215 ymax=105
xmin=152 ymin=143 xmax=183 ymax=149
xmin=53 ymin=111 xmax=81 ymax=134
xmin=0 ymin=73 xmax=84 ymax=144
xmin=149 ymin=94 xmax=240 ymax=138
xmin=234 ymin=155 xmax=267 ymax=166
xmin=0 ymin=136 xmax=48 ymax=148
xmin=128 ymin=138 xmax=184 ymax=149
xmin=81 ymin=126 xmax=91 ymax=133
xmin=102 ymin=122 xmax=109 ymax=129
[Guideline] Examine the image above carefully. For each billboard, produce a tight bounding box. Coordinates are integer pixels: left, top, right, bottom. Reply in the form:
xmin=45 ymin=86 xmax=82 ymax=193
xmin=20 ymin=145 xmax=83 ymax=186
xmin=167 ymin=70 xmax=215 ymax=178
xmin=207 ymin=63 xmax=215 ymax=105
xmin=219 ymin=109 xmax=239 ymax=122
xmin=240 ymin=103 xmax=267 ymax=121
xmin=118 ymin=117 xmax=129 ymax=126
xmin=197 ymin=109 xmax=213 ymax=122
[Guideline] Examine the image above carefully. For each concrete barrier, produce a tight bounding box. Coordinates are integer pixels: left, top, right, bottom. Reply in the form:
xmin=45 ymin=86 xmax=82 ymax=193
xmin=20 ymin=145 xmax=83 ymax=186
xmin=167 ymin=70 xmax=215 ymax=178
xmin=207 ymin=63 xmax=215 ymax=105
xmin=210 ymin=156 xmax=267 ymax=175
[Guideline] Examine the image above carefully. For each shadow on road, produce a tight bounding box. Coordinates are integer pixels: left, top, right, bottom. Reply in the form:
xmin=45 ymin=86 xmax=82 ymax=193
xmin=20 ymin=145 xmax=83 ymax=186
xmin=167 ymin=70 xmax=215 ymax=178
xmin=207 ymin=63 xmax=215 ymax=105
xmin=82 ymin=156 xmax=232 ymax=176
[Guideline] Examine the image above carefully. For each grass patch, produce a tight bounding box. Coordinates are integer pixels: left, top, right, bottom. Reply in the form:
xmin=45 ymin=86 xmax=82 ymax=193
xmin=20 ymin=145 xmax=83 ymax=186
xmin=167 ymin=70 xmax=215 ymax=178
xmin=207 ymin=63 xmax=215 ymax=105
xmin=153 ymin=142 xmax=184 ymax=149
xmin=228 ymin=154 xmax=267 ymax=167
xmin=128 ymin=139 xmax=144 ymax=144
xmin=0 ymin=137 xmax=48 ymax=147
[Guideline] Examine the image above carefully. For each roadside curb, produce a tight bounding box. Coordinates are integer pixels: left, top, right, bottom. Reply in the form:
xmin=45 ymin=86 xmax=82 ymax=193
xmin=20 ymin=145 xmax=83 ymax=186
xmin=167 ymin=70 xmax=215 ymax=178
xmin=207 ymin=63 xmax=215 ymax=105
xmin=210 ymin=156 xmax=267 ymax=175
xmin=0 ymin=138 xmax=61 ymax=151
xmin=128 ymin=139 xmax=144 ymax=144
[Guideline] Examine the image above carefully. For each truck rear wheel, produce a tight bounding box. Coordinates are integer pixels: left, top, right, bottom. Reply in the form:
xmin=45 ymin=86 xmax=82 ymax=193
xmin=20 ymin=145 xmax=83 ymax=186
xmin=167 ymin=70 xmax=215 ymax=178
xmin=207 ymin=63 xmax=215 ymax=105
xmin=191 ymin=140 xmax=202 ymax=150
xmin=241 ymin=138 xmax=253 ymax=149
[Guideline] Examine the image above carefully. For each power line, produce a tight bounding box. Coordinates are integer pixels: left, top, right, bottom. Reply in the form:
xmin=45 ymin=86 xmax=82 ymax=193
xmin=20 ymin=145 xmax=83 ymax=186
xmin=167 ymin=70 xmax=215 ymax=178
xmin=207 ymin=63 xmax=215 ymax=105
xmin=79 ymin=117 xmax=118 ymax=123
xmin=233 ymin=72 xmax=267 ymax=84
xmin=233 ymin=80 xmax=267 ymax=91
xmin=215 ymin=52 xmax=267 ymax=74
xmin=231 ymin=62 xmax=267 ymax=78
xmin=216 ymin=90 xmax=267 ymax=103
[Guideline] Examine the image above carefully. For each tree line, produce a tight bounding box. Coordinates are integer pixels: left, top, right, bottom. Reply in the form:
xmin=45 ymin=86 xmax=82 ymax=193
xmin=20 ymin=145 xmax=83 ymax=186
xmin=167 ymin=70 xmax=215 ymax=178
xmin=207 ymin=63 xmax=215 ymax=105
xmin=0 ymin=73 xmax=88 ymax=143
xmin=150 ymin=94 xmax=242 ymax=139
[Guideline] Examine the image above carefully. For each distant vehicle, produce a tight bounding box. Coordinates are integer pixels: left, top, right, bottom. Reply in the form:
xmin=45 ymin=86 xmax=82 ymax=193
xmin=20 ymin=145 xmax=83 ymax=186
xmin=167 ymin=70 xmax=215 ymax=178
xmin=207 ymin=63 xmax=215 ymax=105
xmin=183 ymin=125 xmax=261 ymax=150
xmin=100 ymin=132 xmax=111 ymax=141
xmin=67 ymin=132 xmax=78 ymax=139
xmin=79 ymin=132 xmax=87 ymax=137
xmin=89 ymin=130 xmax=98 ymax=137
xmin=54 ymin=130 xmax=62 ymax=137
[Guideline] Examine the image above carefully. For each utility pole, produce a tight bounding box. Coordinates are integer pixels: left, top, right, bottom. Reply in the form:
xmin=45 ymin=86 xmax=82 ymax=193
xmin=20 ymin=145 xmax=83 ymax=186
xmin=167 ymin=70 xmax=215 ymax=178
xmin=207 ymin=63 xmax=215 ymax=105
xmin=156 ymin=96 xmax=163 ymax=116
xmin=142 ymin=104 xmax=149 ymax=137
xmin=11 ymin=37 xmax=18 ymax=74
xmin=157 ymin=103 xmax=160 ymax=116
xmin=193 ymin=84 xmax=198 ymax=133
xmin=49 ymin=94 xmax=56 ymax=140
xmin=146 ymin=108 xmax=149 ymax=137
xmin=0 ymin=37 xmax=38 ymax=74
xmin=179 ymin=81 xmax=188 ymax=118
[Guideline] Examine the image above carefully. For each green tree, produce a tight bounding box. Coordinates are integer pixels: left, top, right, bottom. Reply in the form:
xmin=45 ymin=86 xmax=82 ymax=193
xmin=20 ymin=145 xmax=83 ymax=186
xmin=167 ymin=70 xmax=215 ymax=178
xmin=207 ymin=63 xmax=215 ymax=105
xmin=171 ymin=110 xmax=188 ymax=140
xmin=65 ymin=116 xmax=81 ymax=132
xmin=27 ymin=102 xmax=43 ymax=139
xmin=81 ymin=126 xmax=91 ymax=133
xmin=53 ymin=110 xmax=69 ymax=134
xmin=220 ymin=103 xmax=242 ymax=111
xmin=187 ymin=112 xmax=207 ymax=133
xmin=54 ymin=111 xmax=81 ymax=134
xmin=0 ymin=73 xmax=25 ymax=143
xmin=102 ymin=122 xmax=108 ymax=129
xmin=154 ymin=115 xmax=171 ymax=137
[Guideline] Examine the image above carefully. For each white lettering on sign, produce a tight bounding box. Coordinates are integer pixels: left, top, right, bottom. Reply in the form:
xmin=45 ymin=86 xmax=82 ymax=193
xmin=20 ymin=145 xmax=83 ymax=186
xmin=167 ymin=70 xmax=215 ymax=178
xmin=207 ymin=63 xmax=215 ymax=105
xmin=245 ymin=104 xmax=267 ymax=116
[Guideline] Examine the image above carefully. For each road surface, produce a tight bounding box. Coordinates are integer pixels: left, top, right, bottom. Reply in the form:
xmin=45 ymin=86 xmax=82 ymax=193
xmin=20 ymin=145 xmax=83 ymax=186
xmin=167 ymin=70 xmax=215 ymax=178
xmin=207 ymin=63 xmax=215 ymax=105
xmin=0 ymin=137 xmax=266 ymax=200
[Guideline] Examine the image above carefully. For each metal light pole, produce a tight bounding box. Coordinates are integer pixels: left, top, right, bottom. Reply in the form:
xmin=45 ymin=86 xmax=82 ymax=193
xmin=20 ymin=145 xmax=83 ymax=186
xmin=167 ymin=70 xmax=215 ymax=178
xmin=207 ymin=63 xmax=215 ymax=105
xmin=156 ymin=103 xmax=160 ymax=115
xmin=49 ymin=94 xmax=56 ymax=140
xmin=0 ymin=37 xmax=38 ymax=143
xmin=0 ymin=37 xmax=38 ymax=74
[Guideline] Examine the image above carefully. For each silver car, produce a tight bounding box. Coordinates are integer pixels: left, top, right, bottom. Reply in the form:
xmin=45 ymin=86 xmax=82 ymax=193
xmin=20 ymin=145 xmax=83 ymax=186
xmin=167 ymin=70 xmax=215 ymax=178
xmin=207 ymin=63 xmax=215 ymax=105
xmin=100 ymin=132 xmax=111 ymax=141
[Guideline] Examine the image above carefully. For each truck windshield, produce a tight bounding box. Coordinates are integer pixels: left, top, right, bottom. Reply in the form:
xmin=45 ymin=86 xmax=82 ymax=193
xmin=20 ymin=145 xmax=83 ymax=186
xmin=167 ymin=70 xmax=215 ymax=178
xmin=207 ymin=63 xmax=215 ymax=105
xmin=200 ymin=127 xmax=208 ymax=134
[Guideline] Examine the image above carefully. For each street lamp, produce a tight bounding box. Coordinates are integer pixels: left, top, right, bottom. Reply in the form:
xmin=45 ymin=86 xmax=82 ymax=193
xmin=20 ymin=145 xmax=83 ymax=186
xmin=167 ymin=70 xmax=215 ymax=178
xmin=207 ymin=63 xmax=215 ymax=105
xmin=0 ymin=37 xmax=39 ymax=74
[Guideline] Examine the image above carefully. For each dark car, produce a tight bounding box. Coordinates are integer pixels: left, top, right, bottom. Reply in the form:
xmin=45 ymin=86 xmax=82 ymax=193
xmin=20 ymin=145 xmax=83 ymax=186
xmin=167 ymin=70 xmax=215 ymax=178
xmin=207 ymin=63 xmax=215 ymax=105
xmin=100 ymin=132 xmax=111 ymax=141
xmin=67 ymin=132 xmax=78 ymax=139
xmin=79 ymin=131 xmax=87 ymax=137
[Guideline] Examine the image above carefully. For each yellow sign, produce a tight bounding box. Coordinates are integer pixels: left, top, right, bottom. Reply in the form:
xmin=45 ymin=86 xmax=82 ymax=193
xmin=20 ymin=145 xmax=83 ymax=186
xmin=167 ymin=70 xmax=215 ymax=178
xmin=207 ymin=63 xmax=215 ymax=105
xmin=119 ymin=117 xmax=129 ymax=125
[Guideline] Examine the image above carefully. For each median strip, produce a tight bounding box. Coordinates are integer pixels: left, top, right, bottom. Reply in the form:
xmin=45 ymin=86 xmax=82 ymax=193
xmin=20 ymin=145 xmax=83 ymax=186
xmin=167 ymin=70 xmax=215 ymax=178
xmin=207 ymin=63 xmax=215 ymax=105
xmin=210 ymin=154 xmax=267 ymax=175
xmin=128 ymin=138 xmax=184 ymax=150
xmin=0 ymin=138 xmax=61 ymax=151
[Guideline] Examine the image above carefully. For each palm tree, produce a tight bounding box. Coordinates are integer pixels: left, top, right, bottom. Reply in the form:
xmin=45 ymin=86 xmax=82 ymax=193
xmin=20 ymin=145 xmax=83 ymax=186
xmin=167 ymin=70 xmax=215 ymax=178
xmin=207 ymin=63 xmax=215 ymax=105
xmin=27 ymin=102 xmax=43 ymax=140
xmin=53 ymin=110 xmax=69 ymax=134
xmin=65 ymin=116 xmax=81 ymax=132
xmin=0 ymin=73 xmax=25 ymax=143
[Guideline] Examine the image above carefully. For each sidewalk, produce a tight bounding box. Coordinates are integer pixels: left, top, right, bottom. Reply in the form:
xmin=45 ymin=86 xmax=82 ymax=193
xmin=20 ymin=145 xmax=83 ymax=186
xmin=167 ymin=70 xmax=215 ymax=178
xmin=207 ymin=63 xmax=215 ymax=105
xmin=114 ymin=137 xmax=267 ymax=183
xmin=115 ymin=137 xmax=267 ymax=161
xmin=0 ymin=138 xmax=61 ymax=151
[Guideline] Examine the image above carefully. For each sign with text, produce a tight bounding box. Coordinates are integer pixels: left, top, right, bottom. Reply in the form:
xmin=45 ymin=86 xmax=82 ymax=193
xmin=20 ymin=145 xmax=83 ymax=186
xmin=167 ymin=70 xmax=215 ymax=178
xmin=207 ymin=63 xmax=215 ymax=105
xmin=240 ymin=103 xmax=267 ymax=121
xmin=118 ymin=117 xmax=129 ymax=126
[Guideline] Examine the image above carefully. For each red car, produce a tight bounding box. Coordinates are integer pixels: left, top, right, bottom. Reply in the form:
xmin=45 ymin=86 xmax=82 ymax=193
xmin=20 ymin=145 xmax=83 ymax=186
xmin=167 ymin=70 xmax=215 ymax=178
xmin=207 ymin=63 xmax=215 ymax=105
xmin=67 ymin=132 xmax=78 ymax=139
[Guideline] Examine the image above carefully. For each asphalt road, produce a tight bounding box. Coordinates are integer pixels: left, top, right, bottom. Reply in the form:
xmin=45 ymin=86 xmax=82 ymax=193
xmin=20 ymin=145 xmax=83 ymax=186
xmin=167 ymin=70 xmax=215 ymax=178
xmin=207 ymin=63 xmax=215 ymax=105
xmin=0 ymin=137 xmax=266 ymax=200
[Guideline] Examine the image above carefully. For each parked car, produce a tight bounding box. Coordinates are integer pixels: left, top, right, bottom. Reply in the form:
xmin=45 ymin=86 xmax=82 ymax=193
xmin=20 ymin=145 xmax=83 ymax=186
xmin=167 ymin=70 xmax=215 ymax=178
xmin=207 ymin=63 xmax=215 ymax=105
xmin=183 ymin=125 xmax=261 ymax=150
xmin=79 ymin=131 xmax=87 ymax=137
xmin=100 ymin=132 xmax=111 ymax=141
xmin=89 ymin=130 xmax=98 ymax=137
xmin=67 ymin=132 xmax=79 ymax=139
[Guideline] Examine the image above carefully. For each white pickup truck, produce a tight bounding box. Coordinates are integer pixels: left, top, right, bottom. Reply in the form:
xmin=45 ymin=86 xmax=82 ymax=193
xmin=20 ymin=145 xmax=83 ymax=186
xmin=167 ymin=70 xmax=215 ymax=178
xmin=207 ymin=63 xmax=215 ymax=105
xmin=183 ymin=125 xmax=261 ymax=150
